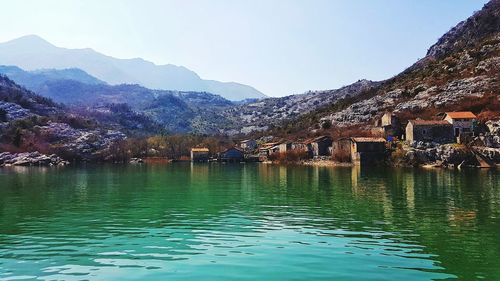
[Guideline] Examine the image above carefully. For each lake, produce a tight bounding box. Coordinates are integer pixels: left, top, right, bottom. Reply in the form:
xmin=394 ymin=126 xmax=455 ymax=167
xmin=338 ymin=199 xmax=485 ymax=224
xmin=0 ymin=164 xmax=498 ymax=280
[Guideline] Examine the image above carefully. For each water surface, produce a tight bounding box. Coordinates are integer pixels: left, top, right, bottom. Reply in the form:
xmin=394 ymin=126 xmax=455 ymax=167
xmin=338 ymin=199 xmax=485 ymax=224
xmin=0 ymin=164 xmax=498 ymax=280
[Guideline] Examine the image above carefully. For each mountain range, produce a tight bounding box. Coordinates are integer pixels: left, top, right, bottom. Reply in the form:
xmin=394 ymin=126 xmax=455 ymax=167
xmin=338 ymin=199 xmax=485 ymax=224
xmin=0 ymin=35 xmax=266 ymax=101
xmin=0 ymin=0 xmax=498 ymax=140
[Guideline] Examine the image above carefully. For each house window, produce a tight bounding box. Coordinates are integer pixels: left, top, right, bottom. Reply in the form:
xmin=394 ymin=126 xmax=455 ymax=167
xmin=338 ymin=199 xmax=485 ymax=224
xmin=422 ymin=129 xmax=427 ymax=135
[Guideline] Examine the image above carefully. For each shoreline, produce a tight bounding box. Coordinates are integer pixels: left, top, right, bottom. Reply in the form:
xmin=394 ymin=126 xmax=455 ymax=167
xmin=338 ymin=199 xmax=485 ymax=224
xmin=0 ymin=152 xmax=498 ymax=170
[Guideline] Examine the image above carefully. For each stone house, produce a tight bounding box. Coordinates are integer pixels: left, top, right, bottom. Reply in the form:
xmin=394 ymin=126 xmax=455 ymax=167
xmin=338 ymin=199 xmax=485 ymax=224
xmin=351 ymin=137 xmax=387 ymax=164
xmin=443 ymin=111 xmax=477 ymax=137
xmin=278 ymin=141 xmax=292 ymax=154
xmin=240 ymin=139 xmax=257 ymax=151
xmin=374 ymin=112 xmax=402 ymax=139
xmin=220 ymin=147 xmax=244 ymax=163
xmin=406 ymin=120 xmax=454 ymax=143
xmin=374 ymin=112 xmax=398 ymax=127
xmin=332 ymin=137 xmax=386 ymax=164
xmin=332 ymin=138 xmax=353 ymax=162
xmin=258 ymin=142 xmax=279 ymax=161
xmin=306 ymin=136 xmax=333 ymax=157
xmin=191 ymin=147 xmax=209 ymax=162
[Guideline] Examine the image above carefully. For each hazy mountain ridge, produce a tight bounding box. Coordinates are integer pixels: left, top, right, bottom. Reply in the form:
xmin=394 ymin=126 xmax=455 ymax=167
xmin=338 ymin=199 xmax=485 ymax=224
xmin=0 ymin=35 xmax=266 ymax=101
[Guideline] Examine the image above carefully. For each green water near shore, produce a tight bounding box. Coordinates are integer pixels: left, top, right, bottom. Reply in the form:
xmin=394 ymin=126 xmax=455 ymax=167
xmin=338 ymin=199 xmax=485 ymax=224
xmin=0 ymin=164 xmax=498 ymax=280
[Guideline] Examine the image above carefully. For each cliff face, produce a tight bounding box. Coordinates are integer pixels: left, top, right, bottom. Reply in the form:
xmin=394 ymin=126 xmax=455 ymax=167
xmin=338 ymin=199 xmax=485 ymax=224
xmin=311 ymin=0 xmax=499 ymax=129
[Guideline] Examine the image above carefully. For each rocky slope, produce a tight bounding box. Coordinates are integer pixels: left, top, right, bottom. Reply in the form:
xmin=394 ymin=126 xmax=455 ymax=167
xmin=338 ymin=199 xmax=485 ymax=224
xmin=307 ymin=0 xmax=500 ymax=129
xmin=0 ymin=75 xmax=131 ymax=161
xmin=221 ymin=79 xmax=379 ymax=134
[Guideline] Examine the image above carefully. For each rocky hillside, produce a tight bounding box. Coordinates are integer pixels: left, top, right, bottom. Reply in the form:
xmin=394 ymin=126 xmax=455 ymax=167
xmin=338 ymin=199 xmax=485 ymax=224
xmin=221 ymin=79 xmax=379 ymax=134
xmin=0 ymin=75 xmax=158 ymax=160
xmin=309 ymin=0 xmax=500 ymax=129
xmin=0 ymin=67 xmax=238 ymax=133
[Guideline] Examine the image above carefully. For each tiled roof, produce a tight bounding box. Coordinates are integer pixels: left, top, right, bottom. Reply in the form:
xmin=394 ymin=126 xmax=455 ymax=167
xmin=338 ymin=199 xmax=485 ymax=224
xmin=445 ymin=111 xmax=477 ymax=119
xmin=351 ymin=137 xmax=386 ymax=143
xmin=409 ymin=120 xmax=451 ymax=126
xmin=191 ymin=147 xmax=209 ymax=152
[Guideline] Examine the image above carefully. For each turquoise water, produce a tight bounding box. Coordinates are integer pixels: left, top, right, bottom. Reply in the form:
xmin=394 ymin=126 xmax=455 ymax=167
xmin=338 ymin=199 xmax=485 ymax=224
xmin=0 ymin=164 xmax=498 ymax=280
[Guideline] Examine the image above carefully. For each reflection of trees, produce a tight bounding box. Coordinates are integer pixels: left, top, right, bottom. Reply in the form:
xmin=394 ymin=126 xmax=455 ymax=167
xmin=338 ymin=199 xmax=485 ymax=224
xmin=347 ymin=167 xmax=500 ymax=280
xmin=0 ymin=164 xmax=498 ymax=279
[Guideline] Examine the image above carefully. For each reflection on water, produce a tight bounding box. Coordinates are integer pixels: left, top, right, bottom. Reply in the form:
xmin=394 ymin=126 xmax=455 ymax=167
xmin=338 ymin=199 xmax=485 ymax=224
xmin=0 ymin=164 xmax=498 ymax=280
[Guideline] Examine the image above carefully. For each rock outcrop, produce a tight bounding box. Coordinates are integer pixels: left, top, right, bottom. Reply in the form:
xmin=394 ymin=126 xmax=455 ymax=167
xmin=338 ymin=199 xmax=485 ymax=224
xmin=0 ymin=151 xmax=68 ymax=167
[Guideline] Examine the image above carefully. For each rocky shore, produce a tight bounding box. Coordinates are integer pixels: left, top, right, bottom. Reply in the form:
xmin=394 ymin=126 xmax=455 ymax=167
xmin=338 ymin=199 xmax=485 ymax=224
xmin=0 ymin=151 xmax=69 ymax=167
xmin=394 ymin=141 xmax=499 ymax=168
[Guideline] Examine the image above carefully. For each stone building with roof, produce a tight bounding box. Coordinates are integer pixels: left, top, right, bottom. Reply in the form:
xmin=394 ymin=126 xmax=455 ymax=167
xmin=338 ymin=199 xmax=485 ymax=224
xmin=443 ymin=111 xmax=477 ymax=138
xmin=405 ymin=120 xmax=454 ymax=143
xmin=332 ymin=137 xmax=386 ymax=164
xmin=191 ymin=147 xmax=209 ymax=162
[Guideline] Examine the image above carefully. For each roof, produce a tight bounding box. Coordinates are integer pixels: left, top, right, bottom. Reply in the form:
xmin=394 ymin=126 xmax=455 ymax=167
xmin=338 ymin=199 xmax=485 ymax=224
xmin=445 ymin=111 xmax=477 ymax=119
xmin=191 ymin=147 xmax=209 ymax=152
xmin=260 ymin=142 xmax=279 ymax=148
xmin=408 ymin=119 xmax=451 ymax=126
xmin=222 ymin=147 xmax=243 ymax=153
xmin=351 ymin=137 xmax=386 ymax=143
xmin=304 ymin=135 xmax=332 ymax=144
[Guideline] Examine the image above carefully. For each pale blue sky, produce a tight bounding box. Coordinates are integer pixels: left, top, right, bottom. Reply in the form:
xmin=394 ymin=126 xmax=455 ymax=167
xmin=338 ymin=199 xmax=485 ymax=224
xmin=0 ymin=0 xmax=490 ymax=96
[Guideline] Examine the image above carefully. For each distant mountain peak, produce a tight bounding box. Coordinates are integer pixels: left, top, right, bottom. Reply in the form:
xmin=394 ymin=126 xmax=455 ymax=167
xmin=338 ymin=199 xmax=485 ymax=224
xmin=0 ymin=35 xmax=267 ymax=101
xmin=5 ymin=34 xmax=54 ymax=48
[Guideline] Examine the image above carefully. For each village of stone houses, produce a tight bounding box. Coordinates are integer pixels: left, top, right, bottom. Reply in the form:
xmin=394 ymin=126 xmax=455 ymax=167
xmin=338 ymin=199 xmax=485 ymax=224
xmin=189 ymin=111 xmax=499 ymax=169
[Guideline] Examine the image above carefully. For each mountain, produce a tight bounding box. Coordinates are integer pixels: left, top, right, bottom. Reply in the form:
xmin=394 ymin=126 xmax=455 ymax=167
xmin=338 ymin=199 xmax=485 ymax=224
xmin=0 ymin=75 xmax=130 ymax=160
xmin=0 ymin=65 xmax=383 ymax=135
xmin=0 ymin=35 xmax=266 ymax=101
xmin=0 ymin=66 xmax=236 ymax=133
xmin=221 ymin=79 xmax=380 ymax=134
xmin=280 ymin=0 xmax=499 ymax=134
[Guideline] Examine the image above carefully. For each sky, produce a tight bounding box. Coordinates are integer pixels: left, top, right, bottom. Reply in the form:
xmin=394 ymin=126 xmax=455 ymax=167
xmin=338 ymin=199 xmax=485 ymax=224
xmin=0 ymin=0 xmax=490 ymax=97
